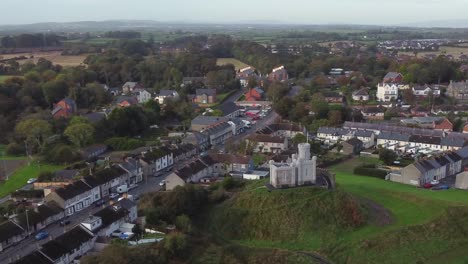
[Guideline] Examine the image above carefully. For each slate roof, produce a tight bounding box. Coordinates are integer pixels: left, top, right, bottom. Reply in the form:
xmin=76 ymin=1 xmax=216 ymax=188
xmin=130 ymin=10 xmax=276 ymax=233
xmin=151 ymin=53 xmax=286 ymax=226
xmin=175 ymin=160 xmax=208 ymax=181
xmin=93 ymin=207 xmax=127 ymax=230
xmin=384 ymin=72 xmax=402 ymax=79
xmin=345 ymin=137 xmax=363 ymax=146
xmin=118 ymin=198 xmax=136 ymax=211
xmin=200 ymin=155 xmax=216 ymax=166
xmin=191 ymin=115 xmax=225 ymax=126
xmin=354 ymin=130 xmax=374 ymax=137
xmin=344 ymin=122 xmax=444 ymax=137
xmin=352 ymin=88 xmax=369 ymax=96
xmin=441 ymin=137 xmax=467 ymax=148
xmin=0 ymin=221 xmax=24 ymax=242
xmin=378 ymin=132 xmax=411 ymax=141
xmin=13 ymin=251 xmax=53 ymax=264
xmin=159 ymin=89 xmax=178 ymax=96
xmin=210 ymin=154 xmax=252 ymax=164
xmin=409 ymin=135 xmax=441 ymax=145
xmin=54 ymin=169 xmax=79 ymax=181
xmin=196 ymin=89 xmax=217 ymax=96
xmin=248 ymin=134 xmax=285 ymax=144
xmin=456 ymin=147 xmax=468 ymax=159
xmin=83 ymin=112 xmax=106 ymax=123
xmin=40 ymin=226 xmax=94 ymax=261
xmin=15 ymin=202 xmax=63 ymax=230
xmin=55 ymin=180 xmax=92 ymax=201
xmin=217 ymin=102 xmax=241 ymax=116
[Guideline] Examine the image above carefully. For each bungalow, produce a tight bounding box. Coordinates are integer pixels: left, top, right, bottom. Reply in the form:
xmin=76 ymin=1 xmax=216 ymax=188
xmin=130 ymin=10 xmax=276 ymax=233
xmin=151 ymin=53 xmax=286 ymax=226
xmin=44 ymin=180 xmax=101 ymax=216
xmin=352 ymin=88 xmax=370 ymax=101
xmin=323 ymin=92 xmax=343 ymax=103
xmin=195 ymin=89 xmax=217 ymax=104
xmin=79 ymin=144 xmax=108 ymax=161
xmin=39 ymin=226 xmax=95 ymax=264
xmin=411 ymin=106 xmax=429 ymax=117
xmin=244 ymin=87 xmax=265 ymax=101
xmin=52 ymin=98 xmax=77 ymax=119
xmin=155 ymin=89 xmax=180 ymax=104
xmin=361 ymin=107 xmax=385 ymax=120
xmin=412 ymin=84 xmax=441 ymax=98
xmin=247 ymin=134 xmax=288 ymax=153
xmin=115 ymin=95 xmax=138 ymax=107
xmin=0 ymin=221 xmax=26 ymax=252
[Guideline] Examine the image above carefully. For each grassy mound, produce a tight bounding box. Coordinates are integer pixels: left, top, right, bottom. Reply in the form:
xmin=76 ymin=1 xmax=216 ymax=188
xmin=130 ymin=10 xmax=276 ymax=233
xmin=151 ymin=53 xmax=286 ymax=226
xmin=205 ymin=180 xmax=366 ymax=250
xmin=192 ymin=242 xmax=320 ymax=264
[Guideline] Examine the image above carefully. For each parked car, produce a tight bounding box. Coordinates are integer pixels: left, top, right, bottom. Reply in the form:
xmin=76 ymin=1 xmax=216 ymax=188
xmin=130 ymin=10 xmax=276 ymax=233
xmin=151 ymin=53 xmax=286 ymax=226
xmin=109 ymin=193 xmax=120 ymax=199
xmin=35 ymin=231 xmax=49 ymax=240
xmin=95 ymin=200 xmax=106 ymax=207
xmin=59 ymin=220 xmax=71 ymax=226
xmin=159 ymin=180 xmax=166 ymax=187
xmin=27 ymin=178 xmax=37 ymax=184
xmin=430 ymin=180 xmax=440 ymax=185
xmin=432 ymin=185 xmax=450 ymax=191
xmin=423 ymin=183 xmax=433 ymax=189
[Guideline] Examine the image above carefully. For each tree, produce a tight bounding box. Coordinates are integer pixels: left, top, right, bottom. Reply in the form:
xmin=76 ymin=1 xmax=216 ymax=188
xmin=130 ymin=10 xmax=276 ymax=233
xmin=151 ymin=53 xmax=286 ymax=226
xmin=175 ymin=214 xmax=193 ymax=233
xmin=310 ymin=93 xmax=329 ymax=119
xmin=292 ymin=133 xmax=307 ymax=146
xmin=64 ymin=123 xmax=95 ymax=147
xmin=42 ymin=80 xmax=69 ymax=107
xmin=15 ymin=119 xmax=52 ymax=153
xmin=379 ymin=148 xmax=398 ymax=165
xmin=328 ymin=110 xmax=343 ymax=126
xmin=402 ymin=88 xmax=415 ymax=105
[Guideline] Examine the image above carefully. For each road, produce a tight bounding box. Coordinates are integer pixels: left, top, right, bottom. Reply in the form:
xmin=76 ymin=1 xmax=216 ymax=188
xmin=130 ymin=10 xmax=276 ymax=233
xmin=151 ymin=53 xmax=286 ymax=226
xmin=0 ymin=174 xmax=167 ymax=264
xmin=230 ymin=110 xmax=279 ymax=143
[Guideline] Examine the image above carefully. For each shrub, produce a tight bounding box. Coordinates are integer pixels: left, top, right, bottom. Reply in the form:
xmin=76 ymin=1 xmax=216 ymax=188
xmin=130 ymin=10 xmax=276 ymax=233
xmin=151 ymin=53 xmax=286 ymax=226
xmin=43 ymin=144 xmax=79 ymax=164
xmin=5 ymin=142 xmax=25 ymax=156
xmin=105 ymin=137 xmax=144 ymax=151
xmin=353 ymin=164 xmax=388 ymax=179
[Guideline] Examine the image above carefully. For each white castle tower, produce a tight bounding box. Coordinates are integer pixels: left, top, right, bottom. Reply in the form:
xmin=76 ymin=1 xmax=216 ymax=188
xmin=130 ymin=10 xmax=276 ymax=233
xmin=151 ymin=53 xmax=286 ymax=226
xmin=269 ymin=143 xmax=317 ymax=188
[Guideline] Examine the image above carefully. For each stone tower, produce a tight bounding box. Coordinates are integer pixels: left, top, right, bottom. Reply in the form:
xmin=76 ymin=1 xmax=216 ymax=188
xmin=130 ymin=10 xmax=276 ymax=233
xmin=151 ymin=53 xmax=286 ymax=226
xmin=296 ymin=143 xmax=316 ymax=185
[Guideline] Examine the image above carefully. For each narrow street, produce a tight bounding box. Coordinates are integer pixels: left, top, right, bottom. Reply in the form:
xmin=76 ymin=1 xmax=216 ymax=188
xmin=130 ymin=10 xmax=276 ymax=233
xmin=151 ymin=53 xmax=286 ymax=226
xmin=0 ymin=174 xmax=167 ymax=264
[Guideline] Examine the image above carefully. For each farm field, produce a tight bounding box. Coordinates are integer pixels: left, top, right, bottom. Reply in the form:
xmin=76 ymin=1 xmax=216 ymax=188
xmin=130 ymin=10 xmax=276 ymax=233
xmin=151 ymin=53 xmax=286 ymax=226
xmin=0 ymin=51 xmax=89 ymax=66
xmin=216 ymin=58 xmax=250 ymax=71
xmin=399 ymin=45 xmax=468 ymax=60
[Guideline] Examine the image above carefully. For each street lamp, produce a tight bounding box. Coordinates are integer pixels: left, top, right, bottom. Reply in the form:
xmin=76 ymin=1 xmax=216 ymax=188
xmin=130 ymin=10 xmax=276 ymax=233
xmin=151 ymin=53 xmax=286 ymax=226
xmin=25 ymin=209 xmax=30 ymax=235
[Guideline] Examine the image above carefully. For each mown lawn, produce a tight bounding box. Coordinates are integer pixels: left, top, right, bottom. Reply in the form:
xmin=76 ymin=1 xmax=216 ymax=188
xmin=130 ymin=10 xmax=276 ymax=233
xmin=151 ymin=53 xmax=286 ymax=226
xmin=216 ymin=58 xmax=250 ymax=71
xmin=0 ymin=162 xmax=64 ymax=197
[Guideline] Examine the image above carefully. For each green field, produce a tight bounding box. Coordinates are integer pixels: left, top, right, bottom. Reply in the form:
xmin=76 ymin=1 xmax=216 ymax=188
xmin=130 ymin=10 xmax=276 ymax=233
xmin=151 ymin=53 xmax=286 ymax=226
xmin=0 ymin=162 xmax=64 ymax=197
xmin=216 ymin=58 xmax=250 ymax=71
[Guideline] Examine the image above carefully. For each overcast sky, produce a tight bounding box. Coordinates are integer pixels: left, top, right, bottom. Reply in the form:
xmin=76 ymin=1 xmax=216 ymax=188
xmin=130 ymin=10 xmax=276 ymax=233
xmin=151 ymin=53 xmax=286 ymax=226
xmin=2 ymin=0 xmax=468 ymax=25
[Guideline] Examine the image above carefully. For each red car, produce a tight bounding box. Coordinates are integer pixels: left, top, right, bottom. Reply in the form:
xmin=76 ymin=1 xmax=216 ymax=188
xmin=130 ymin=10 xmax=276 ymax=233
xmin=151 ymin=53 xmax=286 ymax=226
xmin=252 ymin=116 xmax=260 ymax=121
xmin=423 ymin=183 xmax=433 ymax=189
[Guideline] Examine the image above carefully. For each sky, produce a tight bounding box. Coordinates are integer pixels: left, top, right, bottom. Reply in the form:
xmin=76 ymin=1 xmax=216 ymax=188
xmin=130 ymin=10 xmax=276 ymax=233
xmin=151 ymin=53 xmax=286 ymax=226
xmin=2 ymin=0 xmax=468 ymax=26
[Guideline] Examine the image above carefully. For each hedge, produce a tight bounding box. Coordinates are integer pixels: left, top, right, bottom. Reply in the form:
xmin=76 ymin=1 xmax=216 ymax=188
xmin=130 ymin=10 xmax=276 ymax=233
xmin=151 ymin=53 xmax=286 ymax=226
xmin=353 ymin=165 xmax=388 ymax=179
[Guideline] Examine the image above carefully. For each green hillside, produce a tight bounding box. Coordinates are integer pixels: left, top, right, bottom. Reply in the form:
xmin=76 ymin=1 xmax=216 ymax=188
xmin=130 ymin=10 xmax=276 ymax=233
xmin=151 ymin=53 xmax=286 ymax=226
xmin=200 ymin=159 xmax=468 ymax=264
xmin=204 ymin=181 xmax=366 ymax=255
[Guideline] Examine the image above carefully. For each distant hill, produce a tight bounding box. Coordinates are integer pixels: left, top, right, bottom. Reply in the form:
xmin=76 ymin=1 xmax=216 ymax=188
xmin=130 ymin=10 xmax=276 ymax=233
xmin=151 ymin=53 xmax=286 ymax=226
xmin=401 ymin=19 xmax=468 ymax=28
